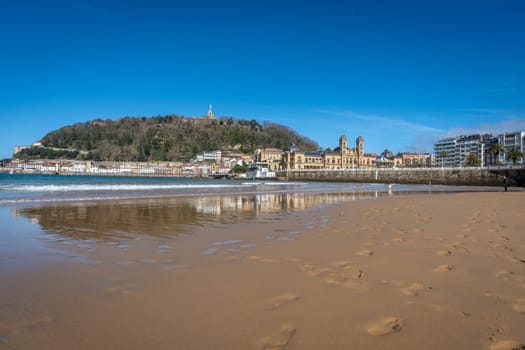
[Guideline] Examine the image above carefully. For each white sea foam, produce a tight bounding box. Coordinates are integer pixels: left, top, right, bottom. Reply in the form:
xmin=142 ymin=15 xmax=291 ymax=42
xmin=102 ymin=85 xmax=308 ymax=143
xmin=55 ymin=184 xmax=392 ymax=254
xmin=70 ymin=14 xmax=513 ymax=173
xmin=8 ymin=183 xmax=247 ymax=192
xmin=241 ymin=181 xmax=305 ymax=186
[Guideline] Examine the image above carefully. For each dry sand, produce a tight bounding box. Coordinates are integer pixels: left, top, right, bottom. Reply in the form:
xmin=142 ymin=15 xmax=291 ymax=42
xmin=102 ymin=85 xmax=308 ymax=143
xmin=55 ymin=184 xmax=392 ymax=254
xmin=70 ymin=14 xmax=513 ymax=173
xmin=1 ymin=192 xmax=524 ymax=349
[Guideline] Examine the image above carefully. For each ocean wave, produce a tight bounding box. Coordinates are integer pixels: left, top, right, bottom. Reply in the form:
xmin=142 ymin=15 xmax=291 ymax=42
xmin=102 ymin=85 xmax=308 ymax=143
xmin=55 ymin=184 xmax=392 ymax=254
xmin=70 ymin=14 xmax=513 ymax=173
xmin=6 ymin=183 xmax=250 ymax=192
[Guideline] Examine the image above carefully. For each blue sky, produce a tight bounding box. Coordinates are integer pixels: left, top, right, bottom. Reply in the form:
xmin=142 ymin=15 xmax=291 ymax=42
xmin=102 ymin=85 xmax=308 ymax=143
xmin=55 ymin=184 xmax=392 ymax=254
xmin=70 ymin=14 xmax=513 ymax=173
xmin=1 ymin=0 xmax=524 ymax=159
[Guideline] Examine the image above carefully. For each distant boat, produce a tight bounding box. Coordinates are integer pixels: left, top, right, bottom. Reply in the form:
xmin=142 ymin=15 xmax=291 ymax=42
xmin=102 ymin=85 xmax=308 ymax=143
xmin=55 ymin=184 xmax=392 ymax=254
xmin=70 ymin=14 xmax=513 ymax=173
xmin=246 ymin=162 xmax=276 ymax=180
xmin=9 ymin=169 xmax=14 ymax=175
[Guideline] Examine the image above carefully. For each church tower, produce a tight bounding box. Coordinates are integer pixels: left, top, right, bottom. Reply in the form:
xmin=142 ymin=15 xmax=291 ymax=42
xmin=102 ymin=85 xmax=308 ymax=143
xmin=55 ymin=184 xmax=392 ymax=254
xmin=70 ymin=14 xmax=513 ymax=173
xmin=206 ymin=104 xmax=215 ymax=119
xmin=356 ymin=136 xmax=364 ymax=165
xmin=339 ymin=134 xmax=348 ymax=155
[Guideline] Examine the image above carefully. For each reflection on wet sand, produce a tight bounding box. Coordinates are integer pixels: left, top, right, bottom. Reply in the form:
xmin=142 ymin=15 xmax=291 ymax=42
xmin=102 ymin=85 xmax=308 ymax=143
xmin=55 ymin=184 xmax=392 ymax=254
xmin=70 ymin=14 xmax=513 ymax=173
xmin=14 ymin=191 xmax=391 ymax=240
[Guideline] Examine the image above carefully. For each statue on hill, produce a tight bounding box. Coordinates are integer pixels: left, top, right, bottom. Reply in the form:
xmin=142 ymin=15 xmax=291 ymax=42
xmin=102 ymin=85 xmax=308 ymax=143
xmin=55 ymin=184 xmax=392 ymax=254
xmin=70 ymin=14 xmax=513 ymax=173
xmin=206 ymin=104 xmax=215 ymax=120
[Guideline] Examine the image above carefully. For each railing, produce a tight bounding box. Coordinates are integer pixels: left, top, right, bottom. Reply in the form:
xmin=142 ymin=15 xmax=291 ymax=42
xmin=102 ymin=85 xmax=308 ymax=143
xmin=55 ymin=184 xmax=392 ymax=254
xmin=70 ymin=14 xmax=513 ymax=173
xmin=278 ymin=164 xmax=524 ymax=174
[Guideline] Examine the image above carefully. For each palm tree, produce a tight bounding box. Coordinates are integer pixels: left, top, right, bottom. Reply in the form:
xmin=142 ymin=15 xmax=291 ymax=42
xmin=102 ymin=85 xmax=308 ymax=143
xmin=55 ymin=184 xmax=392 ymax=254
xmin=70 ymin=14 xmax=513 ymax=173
xmin=466 ymin=154 xmax=481 ymax=167
xmin=506 ymin=148 xmax=524 ymax=165
xmin=439 ymin=151 xmax=449 ymax=168
xmin=488 ymin=143 xmax=505 ymax=165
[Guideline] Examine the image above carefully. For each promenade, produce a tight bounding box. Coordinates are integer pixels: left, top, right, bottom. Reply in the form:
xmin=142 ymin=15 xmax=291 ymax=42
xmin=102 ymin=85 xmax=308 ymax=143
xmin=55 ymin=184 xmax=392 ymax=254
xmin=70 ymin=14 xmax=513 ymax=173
xmin=279 ymin=166 xmax=525 ymax=187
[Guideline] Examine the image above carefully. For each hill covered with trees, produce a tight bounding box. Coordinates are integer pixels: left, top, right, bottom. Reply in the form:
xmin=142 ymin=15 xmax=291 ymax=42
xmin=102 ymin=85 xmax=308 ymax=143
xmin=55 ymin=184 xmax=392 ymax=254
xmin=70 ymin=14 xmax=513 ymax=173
xmin=15 ymin=115 xmax=318 ymax=162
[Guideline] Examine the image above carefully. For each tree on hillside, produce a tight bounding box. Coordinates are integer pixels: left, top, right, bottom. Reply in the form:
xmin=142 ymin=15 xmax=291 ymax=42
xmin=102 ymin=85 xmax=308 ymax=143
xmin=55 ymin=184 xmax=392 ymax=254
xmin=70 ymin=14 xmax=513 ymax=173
xmin=22 ymin=115 xmax=318 ymax=162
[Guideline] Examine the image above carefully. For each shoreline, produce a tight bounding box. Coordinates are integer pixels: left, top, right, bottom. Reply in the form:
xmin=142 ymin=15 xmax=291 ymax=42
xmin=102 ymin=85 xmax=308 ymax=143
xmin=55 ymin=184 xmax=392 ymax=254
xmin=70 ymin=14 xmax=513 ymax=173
xmin=3 ymin=166 xmax=525 ymax=187
xmin=0 ymin=184 xmax=512 ymax=209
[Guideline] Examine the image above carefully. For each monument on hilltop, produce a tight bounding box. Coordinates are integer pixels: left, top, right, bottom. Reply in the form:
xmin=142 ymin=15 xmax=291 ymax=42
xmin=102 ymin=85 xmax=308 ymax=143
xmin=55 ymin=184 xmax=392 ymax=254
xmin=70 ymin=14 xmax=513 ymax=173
xmin=205 ymin=104 xmax=215 ymax=120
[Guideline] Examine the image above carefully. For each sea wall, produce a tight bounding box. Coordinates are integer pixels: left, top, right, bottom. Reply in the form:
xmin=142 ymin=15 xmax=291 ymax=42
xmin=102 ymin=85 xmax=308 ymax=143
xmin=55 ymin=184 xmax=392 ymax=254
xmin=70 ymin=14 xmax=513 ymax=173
xmin=278 ymin=168 xmax=525 ymax=186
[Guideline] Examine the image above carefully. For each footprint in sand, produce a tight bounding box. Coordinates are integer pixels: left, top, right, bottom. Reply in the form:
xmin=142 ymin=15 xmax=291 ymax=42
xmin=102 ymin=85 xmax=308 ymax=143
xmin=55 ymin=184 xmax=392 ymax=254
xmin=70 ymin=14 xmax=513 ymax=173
xmin=496 ymin=271 xmax=514 ymax=280
xmin=402 ymin=283 xmax=432 ymax=296
xmin=512 ymin=300 xmax=525 ymax=314
xmin=259 ymin=324 xmax=296 ymax=350
xmin=300 ymin=263 xmax=316 ymax=273
xmin=268 ymin=293 xmax=300 ymax=309
xmin=505 ymin=256 xmax=525 ymax=265
xmin=355 ymin=249 xmax=375 ymax=257
xmin=367 ymin=317 xmax=404 ymax=336
xmin=332 ymin=260 xmax=353 ymax=268
xmin=489 ymin=340 xmax=525 ymax=350
xmin=493 ymin=243 xmax=513 ymax=251
xmin=436 ymin=250 xmax=452 ymax=256
xmin=434 ymin=264 xmax=455 ymax=272
xmin=324 ymin=272 xmax=348 ymax=286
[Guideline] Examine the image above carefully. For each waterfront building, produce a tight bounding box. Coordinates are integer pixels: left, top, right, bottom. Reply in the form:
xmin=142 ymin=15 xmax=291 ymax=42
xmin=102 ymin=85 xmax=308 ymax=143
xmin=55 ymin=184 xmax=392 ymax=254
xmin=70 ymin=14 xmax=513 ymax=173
xmin=396 ymin=153 xmax=431 ymax=167
xmin=434 ymin=131 xmax=525 ymax=167
xmin=455 ymin=134 xmax=489 ymax=167
xmin=433 ymin=137 xmax=458 ymax=167
xmin=40 ymin=161 xmax=59 ymax=173
xmin=203 ymin=150 xmax=222 ymax=162
xmin=254 ymin=148 xmax=283 ymax=171
xmin=194 ymin=150 xmax=222 ymax=163
xmin=434 ymin=134 xmax=494 ymax=167
xmin=498 ymin=130 xmax=525 ymax=165
xmin=282 ymin=135 xmax=370 ymax=170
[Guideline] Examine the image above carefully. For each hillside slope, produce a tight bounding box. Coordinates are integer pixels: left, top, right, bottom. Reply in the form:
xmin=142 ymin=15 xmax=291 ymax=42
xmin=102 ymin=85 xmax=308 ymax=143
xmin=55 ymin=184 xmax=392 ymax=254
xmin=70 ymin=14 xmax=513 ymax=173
xmin=15 ymin=115 xmax=318 ymax=162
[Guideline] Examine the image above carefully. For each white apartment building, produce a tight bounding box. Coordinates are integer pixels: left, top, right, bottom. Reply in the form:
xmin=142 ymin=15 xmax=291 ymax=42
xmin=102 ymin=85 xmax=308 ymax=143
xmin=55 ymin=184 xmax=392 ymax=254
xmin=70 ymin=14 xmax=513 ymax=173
xmin=196 ymin=150 xmax=222 ymax=163
xmin=433 ymin=137 xmax=457 ymax=167
xmin=498 ymin=130 xmax=525 ymax=165
xmin=435 ymin=131 xmax=524 ymax=167
xmin=455 ymin=134 xmax=490 ymax=167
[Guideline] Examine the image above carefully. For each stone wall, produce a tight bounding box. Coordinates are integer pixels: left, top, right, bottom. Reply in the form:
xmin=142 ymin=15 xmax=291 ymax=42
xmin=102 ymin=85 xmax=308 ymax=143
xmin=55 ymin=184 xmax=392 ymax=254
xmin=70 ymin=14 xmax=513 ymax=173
xmin=278 ymin=168 xmax=525 ymax=186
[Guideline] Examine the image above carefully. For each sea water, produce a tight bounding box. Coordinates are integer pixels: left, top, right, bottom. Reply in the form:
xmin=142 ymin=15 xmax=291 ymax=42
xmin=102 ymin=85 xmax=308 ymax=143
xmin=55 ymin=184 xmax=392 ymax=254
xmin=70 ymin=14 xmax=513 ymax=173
xmin=0 ymin=173 xmax=495 ymax=206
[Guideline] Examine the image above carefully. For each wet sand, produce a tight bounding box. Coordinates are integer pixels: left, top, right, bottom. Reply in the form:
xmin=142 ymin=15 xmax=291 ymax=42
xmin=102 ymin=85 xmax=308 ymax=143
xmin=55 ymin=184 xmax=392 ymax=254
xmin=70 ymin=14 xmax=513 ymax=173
xmin=1 ymin=192 xmax=524 ymax=349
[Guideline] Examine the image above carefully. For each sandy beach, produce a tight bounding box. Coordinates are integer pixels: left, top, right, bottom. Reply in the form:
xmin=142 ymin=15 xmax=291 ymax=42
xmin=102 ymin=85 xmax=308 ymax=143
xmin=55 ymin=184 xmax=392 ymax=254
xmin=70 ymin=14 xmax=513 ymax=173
xmin=1 ymin=191 xmax=524 ymax=350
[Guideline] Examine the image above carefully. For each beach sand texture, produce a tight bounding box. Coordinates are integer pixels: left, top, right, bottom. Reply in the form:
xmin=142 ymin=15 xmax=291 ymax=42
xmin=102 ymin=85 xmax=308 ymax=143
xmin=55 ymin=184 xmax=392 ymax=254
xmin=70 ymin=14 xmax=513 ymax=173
xmin=1 ymin=192 xmax=524 ymax=349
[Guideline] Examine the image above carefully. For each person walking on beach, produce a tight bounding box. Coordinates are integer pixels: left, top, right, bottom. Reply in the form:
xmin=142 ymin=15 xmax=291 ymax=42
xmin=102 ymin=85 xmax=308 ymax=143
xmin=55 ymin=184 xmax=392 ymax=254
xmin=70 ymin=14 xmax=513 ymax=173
xmin=503 ymin=176 xmax=509 ymax=192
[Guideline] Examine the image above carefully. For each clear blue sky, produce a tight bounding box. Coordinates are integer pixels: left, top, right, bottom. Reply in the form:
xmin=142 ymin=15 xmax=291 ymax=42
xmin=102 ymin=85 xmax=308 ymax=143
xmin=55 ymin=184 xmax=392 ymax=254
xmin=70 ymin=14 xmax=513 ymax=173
xmin=1 ymin=0 xmax=524 ymax=159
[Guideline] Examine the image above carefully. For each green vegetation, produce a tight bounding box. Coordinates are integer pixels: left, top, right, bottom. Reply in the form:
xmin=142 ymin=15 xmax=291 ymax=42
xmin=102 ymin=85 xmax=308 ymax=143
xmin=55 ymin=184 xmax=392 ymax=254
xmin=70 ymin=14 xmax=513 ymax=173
xmin=15 ymin=115 xmax=318 ymax=162
xmin=16 ymin=147 xmax=80 ymax=160
xmin=231 ymin=163 xmax=248 ymax=173
xmin=488 ymin=143 xmax=505 ymax=165
xmin=439 ymin=150 xmax=449 ymax=167
xmin=466 ymin=154 xmax=481 ymax=167
xmin=506 ymin=148 xmax=524 ymax=165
